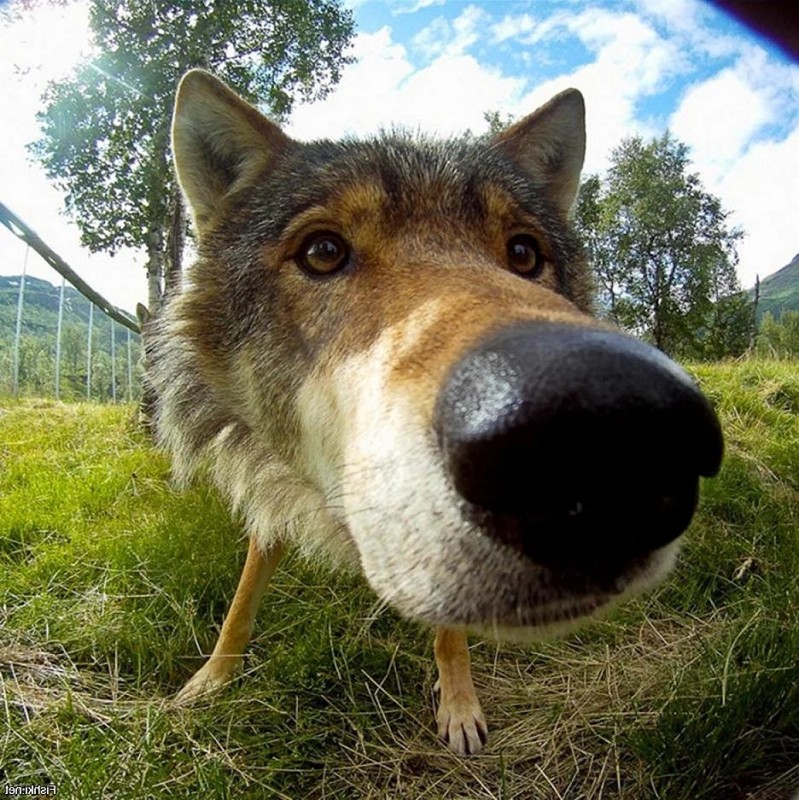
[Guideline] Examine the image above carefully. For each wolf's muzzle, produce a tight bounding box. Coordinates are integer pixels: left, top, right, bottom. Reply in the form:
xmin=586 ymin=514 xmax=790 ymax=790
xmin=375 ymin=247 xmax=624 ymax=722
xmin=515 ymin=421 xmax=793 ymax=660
xmin=435 ymin=322 xmax=724 ymax=568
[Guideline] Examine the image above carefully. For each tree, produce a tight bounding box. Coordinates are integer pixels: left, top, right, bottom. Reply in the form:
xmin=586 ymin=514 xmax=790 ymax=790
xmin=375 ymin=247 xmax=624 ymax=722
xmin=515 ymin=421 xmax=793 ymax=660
xmin=30 ymin=0 xmax=355 ymax=311
xmin=574 ymin=132 xmax=749 ymax=359
xmin=483 ymin=109 xmax=515 ymax=137
xmin=756 ymin=310 xmax=799 ymax=358
xmin=699 ymin=290 xmax=755 ymax=360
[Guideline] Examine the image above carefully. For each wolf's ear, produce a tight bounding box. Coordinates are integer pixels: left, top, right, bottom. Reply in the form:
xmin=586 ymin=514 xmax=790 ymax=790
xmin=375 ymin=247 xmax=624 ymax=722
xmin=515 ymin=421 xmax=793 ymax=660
xmin=492 ymin=89 xmax=585 ymax=217
xmin=171 ymin=69 xmax=292 ymax=232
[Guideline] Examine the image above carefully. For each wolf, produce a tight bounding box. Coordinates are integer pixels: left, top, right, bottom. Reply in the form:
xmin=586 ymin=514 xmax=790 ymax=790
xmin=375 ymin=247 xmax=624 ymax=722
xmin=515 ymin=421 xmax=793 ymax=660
xmin=146 ymin=69 xmax=724 ymax=755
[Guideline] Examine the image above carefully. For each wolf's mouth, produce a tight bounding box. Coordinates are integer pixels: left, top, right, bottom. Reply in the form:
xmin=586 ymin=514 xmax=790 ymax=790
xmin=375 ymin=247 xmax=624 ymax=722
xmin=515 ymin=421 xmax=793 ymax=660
xmin=447 ymin=583 xmax=617 ymax=638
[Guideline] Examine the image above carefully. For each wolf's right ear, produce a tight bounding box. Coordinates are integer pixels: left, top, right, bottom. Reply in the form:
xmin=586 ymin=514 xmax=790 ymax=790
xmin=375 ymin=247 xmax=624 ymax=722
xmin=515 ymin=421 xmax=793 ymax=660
xmin=492 ymin=89 xmax=585 ymax=217
xmin=171 ymin=70 xmax=292 ymax=232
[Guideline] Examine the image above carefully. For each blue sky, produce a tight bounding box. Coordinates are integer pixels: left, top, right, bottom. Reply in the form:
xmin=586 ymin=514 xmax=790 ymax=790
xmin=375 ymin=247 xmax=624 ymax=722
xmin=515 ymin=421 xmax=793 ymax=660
xmin=0 ymin=0 xmax=797 ymax=311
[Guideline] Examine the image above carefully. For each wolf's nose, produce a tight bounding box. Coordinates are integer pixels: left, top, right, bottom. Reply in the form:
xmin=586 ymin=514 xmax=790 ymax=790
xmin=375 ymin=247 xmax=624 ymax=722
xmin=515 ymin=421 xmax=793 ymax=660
xmin=435 ymin=322 xmax=724 ymax=565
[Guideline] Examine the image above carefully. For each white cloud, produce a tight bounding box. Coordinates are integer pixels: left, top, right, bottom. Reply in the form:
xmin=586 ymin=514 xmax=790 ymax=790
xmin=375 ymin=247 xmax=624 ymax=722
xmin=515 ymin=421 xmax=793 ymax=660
xmin=345 ymin=0 xmax=444 ymax=11
xmin=716 ymin=124 xmax=799 ymax=288
xmin=668 ymin=43 xmax=799 ymax=282
xmin=1 ymin=2 xmax=92 ymax=157
xmin=636 ymin=0 xmax=699 ymax=27
xmin=394 ymin=53 xmax=521 ymax=133
xmin=451 ymin=4 xmax=486 ymax=50
xmin=671 ymin=45 xmax=798 ymax=177
xmin=567 ymin=9 xmax=687 ymax=95
xmin=286 ymin=28 xmax=413 ymax=138
xmin=497 ymin=8 xmax=685 ymax=174
xmin=412 ymin=4 xmax=488 ymax=59
xmin=392 ymin=0 xmax=446 ymax=15
xmin=288 ymin=27 xmax=522 ymax=139
xmin=489 ymin=13 xmax=537 ymax=45
xmin=636 ymin=0 xmax=741 ymax=58
xmin=670 ymin=67 xmax=773 ymax=182
xmin=488 ymin=8 xmax=576 ymax=49
xmin=411 ymin=16 xmax=451 ymax=58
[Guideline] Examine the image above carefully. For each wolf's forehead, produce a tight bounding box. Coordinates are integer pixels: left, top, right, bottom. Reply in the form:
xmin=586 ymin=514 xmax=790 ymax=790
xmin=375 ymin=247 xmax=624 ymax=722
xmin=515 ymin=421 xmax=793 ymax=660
xmin=276 ymin=134 xmax=533 ymax=225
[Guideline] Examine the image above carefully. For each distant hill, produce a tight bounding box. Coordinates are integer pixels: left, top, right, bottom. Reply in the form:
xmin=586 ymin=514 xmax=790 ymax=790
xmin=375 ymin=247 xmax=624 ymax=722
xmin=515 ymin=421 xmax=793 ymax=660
xmin=0 ymin=274 xmax=135 ymax=342
xmin=0 ymin=274 xmax=141 ymax=399
xmin=2 ymin=274 xmax=93 ymax=331
xmin=750 ymin=253 xmax=799 ymax=321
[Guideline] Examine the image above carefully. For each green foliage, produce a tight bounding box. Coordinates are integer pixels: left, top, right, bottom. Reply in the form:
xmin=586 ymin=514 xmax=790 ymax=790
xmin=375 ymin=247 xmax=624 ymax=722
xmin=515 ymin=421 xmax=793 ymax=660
xmin=1 ymin=363 xmax=798 ymax=797
xmin=698 ymin=289 xmax=755 ymax=361
xmin=483 ymin=109 xmax=516 ymax=137
xmin=755 ymin=309 xmax=799 ymax=358
xmin=575 ymin=132 xmax=751 ymax=359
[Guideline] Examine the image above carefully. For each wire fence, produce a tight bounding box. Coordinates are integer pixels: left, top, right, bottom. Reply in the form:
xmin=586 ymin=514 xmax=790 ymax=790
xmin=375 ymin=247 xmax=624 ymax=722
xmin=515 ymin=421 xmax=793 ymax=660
xmin=1 ymin=201 xmax=142 ymax=403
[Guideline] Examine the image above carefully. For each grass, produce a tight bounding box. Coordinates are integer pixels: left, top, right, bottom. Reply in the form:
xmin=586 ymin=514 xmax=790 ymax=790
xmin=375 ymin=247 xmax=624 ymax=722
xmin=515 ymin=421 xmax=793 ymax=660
xmin=1 ymin=359 xmax=798 ymax=799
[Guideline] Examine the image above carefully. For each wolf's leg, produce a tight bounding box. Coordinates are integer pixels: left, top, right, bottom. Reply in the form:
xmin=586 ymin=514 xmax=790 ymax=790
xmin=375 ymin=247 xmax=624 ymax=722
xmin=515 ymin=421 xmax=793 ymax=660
xmin=433 ymin=626 xmax=488 ymax=755
xmin=175 ymin=537 xmax=285 ymax=704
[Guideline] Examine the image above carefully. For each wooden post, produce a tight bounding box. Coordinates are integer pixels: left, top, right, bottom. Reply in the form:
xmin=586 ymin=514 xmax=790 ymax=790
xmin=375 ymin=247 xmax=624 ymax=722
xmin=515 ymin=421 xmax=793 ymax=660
xmin=12 ymin=245 xmax=29 ymax=396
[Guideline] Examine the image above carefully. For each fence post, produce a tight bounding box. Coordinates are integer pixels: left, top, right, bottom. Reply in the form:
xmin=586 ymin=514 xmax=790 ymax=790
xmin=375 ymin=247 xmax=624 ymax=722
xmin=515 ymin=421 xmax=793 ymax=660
xmin=55 ymin=276 xmax=65 ymax=400
xmin=86 ymin=303 xmax=94 ymax=400
xmin=12 ymin=244 xmax=29 ymax=397
xmin=110 ymin=318 xmax=117 ymax=403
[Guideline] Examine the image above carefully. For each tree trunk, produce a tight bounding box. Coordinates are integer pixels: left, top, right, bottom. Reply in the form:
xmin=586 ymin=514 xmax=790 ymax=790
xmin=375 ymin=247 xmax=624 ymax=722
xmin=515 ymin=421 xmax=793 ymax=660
xmin=146 ymin=119 xmax=174 ymax=314
xmin=146 ymin=222 xmax=164 ymax=313
xmin=165 ymin=188 xmax=184 ymax=296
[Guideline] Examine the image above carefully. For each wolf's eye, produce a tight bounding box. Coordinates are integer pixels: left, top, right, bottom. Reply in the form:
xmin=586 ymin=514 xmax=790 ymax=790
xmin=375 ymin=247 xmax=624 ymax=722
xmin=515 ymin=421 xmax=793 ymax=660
xmin=507 ymin=234 xmax=542 ymax=277
xmin=298 ymin=232 xmax=350 ymax=276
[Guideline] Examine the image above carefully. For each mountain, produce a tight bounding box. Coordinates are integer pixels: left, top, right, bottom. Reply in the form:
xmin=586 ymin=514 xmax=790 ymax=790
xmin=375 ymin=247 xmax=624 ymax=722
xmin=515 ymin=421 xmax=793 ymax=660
xmin=750 ymin=253 xmax=799 ymax=321
xmin=2 ymin=275 xmax=93 ymax=331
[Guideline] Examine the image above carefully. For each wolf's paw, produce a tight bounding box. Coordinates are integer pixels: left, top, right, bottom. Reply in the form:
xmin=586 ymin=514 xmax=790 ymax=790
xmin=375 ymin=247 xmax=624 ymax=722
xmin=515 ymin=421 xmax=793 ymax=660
xmin=435 ymin=689 xmax=488 ymax=755
xmin=174 ymin=658 xmax=239 ymax=706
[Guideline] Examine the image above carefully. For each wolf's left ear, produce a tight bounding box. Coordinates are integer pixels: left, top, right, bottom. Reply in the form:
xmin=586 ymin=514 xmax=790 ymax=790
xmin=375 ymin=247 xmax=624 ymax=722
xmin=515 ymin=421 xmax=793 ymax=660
xmin=172 ymin=69 xmax=293 ymax=232
xmin=492 ymin=89 xmax=585 ymax=217
xmin=135 ymin=302 xmax=151 ymax=328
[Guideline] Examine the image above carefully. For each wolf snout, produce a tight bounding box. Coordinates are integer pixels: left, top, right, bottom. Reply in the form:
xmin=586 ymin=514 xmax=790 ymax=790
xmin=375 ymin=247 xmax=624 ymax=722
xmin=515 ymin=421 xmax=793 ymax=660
xmin=435 ymin=322 xmax=724 ymax=566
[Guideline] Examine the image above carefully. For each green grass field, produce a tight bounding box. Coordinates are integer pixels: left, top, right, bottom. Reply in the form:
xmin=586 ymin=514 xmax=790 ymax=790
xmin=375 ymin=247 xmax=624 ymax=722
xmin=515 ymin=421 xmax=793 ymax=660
xmin=1 ymin=359 xmax=798 ymax=799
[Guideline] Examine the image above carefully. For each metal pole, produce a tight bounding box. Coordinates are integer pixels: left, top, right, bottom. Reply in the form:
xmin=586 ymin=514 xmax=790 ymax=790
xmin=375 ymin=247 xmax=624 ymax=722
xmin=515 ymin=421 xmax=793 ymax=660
xmin=126 ymin=327 xmax=133 ymax=402
xmin=86 ymin=303 xmax=94 ymax=400
xmin=12 ymin=244 xmax=29 ymax=396
xmin=110 ymin=318 xmax=117 ymax=403
xmin=55 ymin=275 xmax=65 ymax=400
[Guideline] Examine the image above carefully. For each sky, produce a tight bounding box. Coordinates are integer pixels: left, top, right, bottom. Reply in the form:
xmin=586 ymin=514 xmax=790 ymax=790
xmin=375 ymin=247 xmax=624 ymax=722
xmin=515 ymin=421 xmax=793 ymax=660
xmin=0 ymin=0 xmax=797 ymax=315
